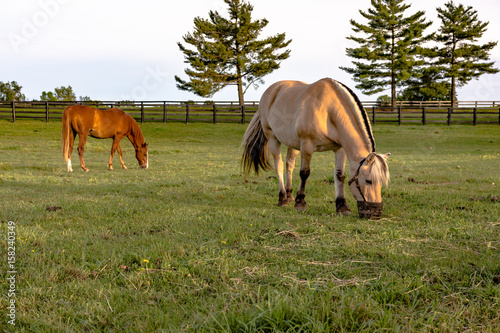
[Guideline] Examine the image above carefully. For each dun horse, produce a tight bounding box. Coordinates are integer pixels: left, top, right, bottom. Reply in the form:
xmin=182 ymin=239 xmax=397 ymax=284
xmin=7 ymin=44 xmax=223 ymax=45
xmin=62 ymin=105 xmax=148 ymax=172
xmin=242 ymin=78 xmax=390 ymax=218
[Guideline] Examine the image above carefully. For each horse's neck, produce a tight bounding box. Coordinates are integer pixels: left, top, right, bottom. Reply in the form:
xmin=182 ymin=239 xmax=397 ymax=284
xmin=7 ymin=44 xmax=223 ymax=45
xmin=128 ymin=122 xmax=144 ymax=148
xmin=336 ymin=114 xmax=372 ymax=167
xmin=343 ymin=136 xmax=371 ymax=168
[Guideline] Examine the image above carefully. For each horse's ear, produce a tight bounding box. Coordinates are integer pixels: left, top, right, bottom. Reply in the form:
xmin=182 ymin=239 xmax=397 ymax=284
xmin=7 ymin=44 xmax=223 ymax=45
xmin=381 ymin=153 xmax=391 ymax=160
xmin=143 ymin=143 xmax=148 ymax=148
xmin=366 ymin=152 xmax=377 ymax=165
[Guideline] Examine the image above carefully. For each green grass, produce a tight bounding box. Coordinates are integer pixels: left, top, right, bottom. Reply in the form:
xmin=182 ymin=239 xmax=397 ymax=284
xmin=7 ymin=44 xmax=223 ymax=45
xmin=1 ymin=121 xmax=499 ymax=332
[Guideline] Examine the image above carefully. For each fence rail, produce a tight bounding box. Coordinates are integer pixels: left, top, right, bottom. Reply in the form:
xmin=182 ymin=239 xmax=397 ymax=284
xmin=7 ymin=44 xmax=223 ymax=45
xmin=1 ymin=100 xmax=499 ymax=125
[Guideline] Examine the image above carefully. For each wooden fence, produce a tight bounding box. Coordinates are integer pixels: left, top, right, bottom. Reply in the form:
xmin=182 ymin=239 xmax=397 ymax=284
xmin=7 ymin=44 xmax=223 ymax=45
xmin=0 ymin=100 xmax=499 ymax=125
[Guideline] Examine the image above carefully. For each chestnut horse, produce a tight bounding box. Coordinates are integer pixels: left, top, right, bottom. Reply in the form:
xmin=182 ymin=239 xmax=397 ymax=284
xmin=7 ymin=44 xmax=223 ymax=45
xmin=242 ymin=78 xmax=390 ymax=218
xmin=62 ymin=105 xmax=148 ymax=172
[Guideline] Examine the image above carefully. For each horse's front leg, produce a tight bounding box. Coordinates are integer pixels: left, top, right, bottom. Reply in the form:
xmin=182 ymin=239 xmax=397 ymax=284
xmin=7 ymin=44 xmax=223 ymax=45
xmin=77 ymin=133 xmax=89 ymax=172
xmin=268 ymin=138 xmax=288 ymax=206
xmin=334 ymin=148 xmax=351 ymax=215
xmin=116 ymin=142 xmax=127 ymax=169
xmin=285 ymin=147 xmax=299 ymax=203
xmin=295 ymin=141 xmax=314 ymax=211
xmin=108 ymin=137 xmax=119 ymax=170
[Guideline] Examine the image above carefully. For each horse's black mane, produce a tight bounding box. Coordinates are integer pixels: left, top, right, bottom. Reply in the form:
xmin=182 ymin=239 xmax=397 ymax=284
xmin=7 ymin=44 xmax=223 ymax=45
xmin=332 ymin=79 xmax=376 ymax=153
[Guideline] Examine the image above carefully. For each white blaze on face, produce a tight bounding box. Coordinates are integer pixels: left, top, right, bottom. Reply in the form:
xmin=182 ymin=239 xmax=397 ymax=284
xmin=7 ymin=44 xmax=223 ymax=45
xmin=146 ymin=155 xmax=149 ymax=169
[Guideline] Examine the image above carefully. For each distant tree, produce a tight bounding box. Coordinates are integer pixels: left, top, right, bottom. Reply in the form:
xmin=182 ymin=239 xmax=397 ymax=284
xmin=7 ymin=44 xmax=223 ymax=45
xmin=40 ymin=85 xmax=76 ymax=101
xmin=175 ymin=0 xmax=292 ymax=105
xmin=397 ymin=67 xmax=452 ymax=101
xmin=40 ymin=91 xmax=57 ymax=101
xmin=0 ymin=81 xmax=25 ymax=101
xmin=433 ymin=1 xmax=499 ymax=107
xmin=79 ymin=96 xmax=92 ymax=102
xmin=340 ymin=0 xmax=433 ymax=110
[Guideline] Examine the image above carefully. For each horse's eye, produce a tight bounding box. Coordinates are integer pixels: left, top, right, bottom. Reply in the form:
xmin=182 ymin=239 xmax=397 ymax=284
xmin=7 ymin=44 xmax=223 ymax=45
xmin=365 ymin=180 xmax=373 ymax=185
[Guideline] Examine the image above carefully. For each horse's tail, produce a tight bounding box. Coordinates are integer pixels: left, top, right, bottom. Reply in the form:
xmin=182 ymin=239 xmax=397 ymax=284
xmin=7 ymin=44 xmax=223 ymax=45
xmin=241 ymin=111 xmax=272 ymax=176
xmin=62 ymin=106 xmax=72 ymax=164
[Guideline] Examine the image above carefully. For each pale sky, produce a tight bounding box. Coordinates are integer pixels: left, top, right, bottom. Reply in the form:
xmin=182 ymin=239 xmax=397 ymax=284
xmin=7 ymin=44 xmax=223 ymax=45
xmin=2 ymin=0 xmax=500 ymax=102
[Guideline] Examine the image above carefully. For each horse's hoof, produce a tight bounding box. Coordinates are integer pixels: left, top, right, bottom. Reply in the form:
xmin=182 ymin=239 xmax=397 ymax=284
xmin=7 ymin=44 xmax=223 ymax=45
xmin=338 ymin=208 xmax=351 ymax=216
xmin=295 ymin=194 xmax=307 ymax=211
xmin=278 ymin=191 xmax=289 ymax=207
xmin=278 ymin=199 xmax=289 ymax=207
xmin=294 ymin=202 xmax=307 ymax=211
xmin=108 ymin=167 xmax=114 ymax=171
xmin=84 ymin=169 xmax=89 ymax=172
xmin=336 ymin=198 xmax=351 ymax=215
xmin=122 ymin=165 xmax=128 ymax=170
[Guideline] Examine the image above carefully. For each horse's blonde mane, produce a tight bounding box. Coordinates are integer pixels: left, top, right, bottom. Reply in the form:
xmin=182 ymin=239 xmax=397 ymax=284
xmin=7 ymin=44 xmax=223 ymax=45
xmin=329 ymin=79 xmax=376 ymax=153
xmin=368 ymin=153 xmax=390 ymax=186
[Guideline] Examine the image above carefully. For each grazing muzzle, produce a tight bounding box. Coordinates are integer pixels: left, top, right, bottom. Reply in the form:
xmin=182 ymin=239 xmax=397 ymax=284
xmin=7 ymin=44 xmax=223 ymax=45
xmin=356 ymin=201 xmax=383 ymax=219
xmin=349 ymin=156 xmax=384 ymax=219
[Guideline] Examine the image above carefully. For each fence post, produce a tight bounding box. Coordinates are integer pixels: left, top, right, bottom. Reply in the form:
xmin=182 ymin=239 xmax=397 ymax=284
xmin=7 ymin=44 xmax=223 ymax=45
xmin=473 ymin=107 xmax=477 ymax=126
xmin=372 ymin=106 xmax=376 ymax=125
xmin=422 ymin=107 xmax=426 ymax=125
xmin=163 ymin=102 xmax=166 ymax=123
xmin=398 ymin=107 xmax=402 ymax=125
xmin=447 ymin=107 xmax=451 ymax=125
xmin=241 ymin=105 xmax=245 ymax=124
xmin=185 ymin=104 xmax=190 ymax=124
xmin=12 ymin=101 xmax=16 ymax=123
xmin=212 ymin=104 xmax=217 ymax=124
xmin=46 ymin=101 xmax=49 ymax=122
xmin=140 ymin=102 xmax=144 ymax=123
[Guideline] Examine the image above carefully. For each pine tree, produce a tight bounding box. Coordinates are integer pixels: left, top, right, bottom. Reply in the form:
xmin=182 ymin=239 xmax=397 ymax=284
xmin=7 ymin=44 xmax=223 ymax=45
xmin=434 ymin=1 xmax=498 ymax=108
xmin=398 ymin=67 xmax=452 ymax=101
xmin=175 ymin=0 xmax=291 ymax=105
xmin=340 ymin=0 xmax=432 ymax=110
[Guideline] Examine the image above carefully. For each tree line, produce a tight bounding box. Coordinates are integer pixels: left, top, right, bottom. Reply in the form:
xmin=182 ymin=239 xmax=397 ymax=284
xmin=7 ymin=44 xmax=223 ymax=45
xmin=0 ymin=82 xmax=91 ymax=102
xmin=341 ymin=0 xmax=498 ymax=110
xmin=176 ymin=0 xmax=497 ymax=108
xmin=2 ymin=0 xmax=497 ymax=107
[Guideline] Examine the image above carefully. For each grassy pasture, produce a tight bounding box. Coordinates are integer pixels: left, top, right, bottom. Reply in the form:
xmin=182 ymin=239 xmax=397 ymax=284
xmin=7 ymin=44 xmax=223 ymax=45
xmin=1 ymin=120 xmax=499 ymax=332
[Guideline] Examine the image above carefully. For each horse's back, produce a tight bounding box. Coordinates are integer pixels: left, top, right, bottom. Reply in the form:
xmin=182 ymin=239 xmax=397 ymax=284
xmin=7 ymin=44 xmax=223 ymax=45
xmin=63 ymin=105 xmax=132 ymax=137
xmin=259 ymin=79 xmax=340 ymax=149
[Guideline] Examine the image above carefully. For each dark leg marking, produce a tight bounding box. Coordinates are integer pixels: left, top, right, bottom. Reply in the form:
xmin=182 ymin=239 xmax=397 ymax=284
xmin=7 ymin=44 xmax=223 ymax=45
xmin=278 ymin=191 xmax=289 ymax=207
xmin=336 ymin=197 xmax=351 ymax=215
xmin=336 ymin=170 xmax=345 ymax=183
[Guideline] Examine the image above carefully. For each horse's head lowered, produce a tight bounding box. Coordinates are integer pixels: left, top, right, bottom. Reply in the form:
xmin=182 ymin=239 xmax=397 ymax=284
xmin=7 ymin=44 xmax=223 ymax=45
xmin=348 ymin=152 xmax=390 ymax=218
xmin=135 ymin=142 xmax=149 ymax=169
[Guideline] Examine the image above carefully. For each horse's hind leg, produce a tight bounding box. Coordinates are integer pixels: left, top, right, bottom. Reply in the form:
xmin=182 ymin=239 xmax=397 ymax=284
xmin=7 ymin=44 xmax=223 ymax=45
xmin=334 ymin=148 xmax=351 ymax=215
xmin=285 ymin=147 xmax=299 ymax=202
xmin=77 ymin=134 xmax=89 ymax=172
xmin=295 ymin=141 xmax=314 ymax=211
xmin=67 ymin=131 xmax=76 ymax=172
xmin=268 ymin=138 xmax=288 ymax=206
